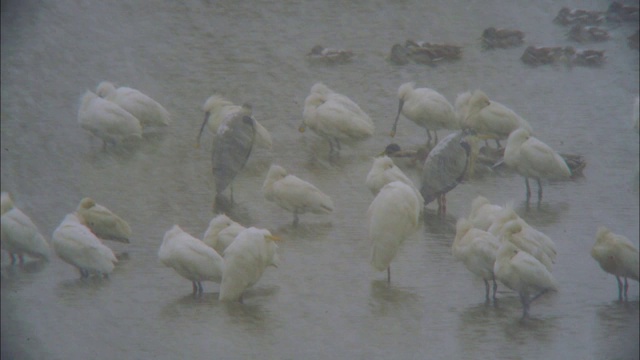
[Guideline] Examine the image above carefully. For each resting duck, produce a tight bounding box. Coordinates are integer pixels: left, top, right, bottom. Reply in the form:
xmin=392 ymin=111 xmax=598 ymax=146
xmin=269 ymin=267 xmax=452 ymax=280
xmin=567 ymin=24 xmax=610 ymax=43
xmin=481 ymin=27 xmax=525 ymax=49
xmin=405 ymin=40 xmax=462 ymax=65
xmin=307 ymin=45 xmax=354 ymax=64
xmin=553 ymin=7 xmax=605 ymax=26
xmin=565 ymin=47 xmax=606 ymax=67
xmin=607 ymin=2 xmax=639 ymax=22
xmin=520 ymin=46 xmax=567 ymax=66
xmin=389 ymin=43 xmax=410 ymax=65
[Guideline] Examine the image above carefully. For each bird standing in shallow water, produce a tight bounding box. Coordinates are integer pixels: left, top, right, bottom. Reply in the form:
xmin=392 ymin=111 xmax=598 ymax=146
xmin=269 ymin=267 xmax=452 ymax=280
xmin=96 ymin=81 xmax=171 ymax=128
xmin=212 ymin=112 xmax=256 ymax=209
xmin=368 ymin=181 xmax=422 ymax=283
xmin=1 ymin=192 xmax=50 ymax=263
xmin=591 ymin=227 xmax=639 ymax=301
xmin=262 ymin=164 xmax=334 ymax=227
xmin=503 ymin=128 xmax=571 ymax=203
xmin=202 ymin=214 xmax=246 ymax=255
xmin=159 ymin=225 xmax=224 ymax=295
xmin=391 ymin=82 xmax=457 ymax=144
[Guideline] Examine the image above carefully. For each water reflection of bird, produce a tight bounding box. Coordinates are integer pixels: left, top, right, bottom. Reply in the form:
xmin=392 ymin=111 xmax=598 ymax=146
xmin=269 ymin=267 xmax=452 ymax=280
xmin=52 ymin=213 xmax=118 ymax=278
xmin=1 ymin=192 xmax=50 ymax=263
xmin=75 ymin=197 xmax=132 ymax=243
xmin=457 ymin=90 xmax=532 ymax=149
xmin=96 ymin=81 xmax=171 ymax=128
xmin=420 ymin=131 xmax=471 ymax=212
xmin=494 ymin=241 xmax=558 ymax=318
xmin=219 ymin=227 xmax=279 ymax=303
xmin=158 ymin=225 xmax=224 ymax=294
xmin=306 ymin=45 xmax=354 ymax=64
xmin=77 ymin=90 xmax=142 ymax=149
xmin=299 ymin=83 xmax=374 ymax=155
xmin=504 ymin=128 xmax=571 ymax=202
xmin=262 ymin=164 xmax=334 ymax=227
xmin=481 ymin=27 xmax=525 ymax=49
xmin=591 ymin=227 xmax=639 ymax=301
xmin=197 ymin=95 xmax=271 ymax=149
xmin=365 ymin=156 xmax=421 ymax=200
xmin=452 ymin=218 xmax=500 ymax=301
xmin=212 ymin=112 xmax=256 ymax=208
xmin=391 ymin=82 xmax=458 ymax=144
xmin=368 ymin=181 xmax=422 ymax=283
xmin=202 ymin=214 xmax=245 ymax=255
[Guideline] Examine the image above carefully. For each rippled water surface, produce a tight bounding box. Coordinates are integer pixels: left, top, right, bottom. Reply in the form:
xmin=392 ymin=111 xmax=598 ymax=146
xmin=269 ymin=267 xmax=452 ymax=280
xmin=1 ymin=0 xmax=639 ymax=359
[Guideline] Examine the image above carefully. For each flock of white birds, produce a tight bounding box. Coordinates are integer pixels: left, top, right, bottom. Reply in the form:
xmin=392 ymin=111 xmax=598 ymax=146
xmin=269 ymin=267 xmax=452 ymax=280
xmin=1 ymin=78 xmax=638 ymax=315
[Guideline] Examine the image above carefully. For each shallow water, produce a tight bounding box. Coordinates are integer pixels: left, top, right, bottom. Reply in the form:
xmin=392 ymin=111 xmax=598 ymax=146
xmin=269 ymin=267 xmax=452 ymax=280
xmin=1 ymin=0 xmax=639 ymax=359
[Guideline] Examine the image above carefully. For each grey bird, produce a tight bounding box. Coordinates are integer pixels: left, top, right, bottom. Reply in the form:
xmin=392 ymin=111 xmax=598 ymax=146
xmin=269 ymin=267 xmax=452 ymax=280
xmin=420 ymin=130 xmax=471 ymax=213
xmin=212 ymin=112 xmax=256 ymax=209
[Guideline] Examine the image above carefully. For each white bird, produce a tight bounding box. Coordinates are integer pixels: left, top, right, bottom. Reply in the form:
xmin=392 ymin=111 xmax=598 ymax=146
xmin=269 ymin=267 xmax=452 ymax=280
xmin=504 ymin=128 xmax=571 ymax=202
xmin=391 ymin=82 xmax=458 ymax=144
xmin=212 ymin=112 xmax=256 ymax=208
xmin=262 ymin=164 xmax=334 ymax=226
xmin=202 ymin=214 xmax=246 ymax=255
xmin=52 ymin=213 xmax=118 ymax=278
xmin=494 ymin=241 xmax=558 ymax=318
xmin=467 ymin=196 xmax=504 ymax=231
xmin=1 ymin=192 xmax=50 ymax=263
xmin=591 ymin=227 xmax=639 ymax=300
xmin=368 ymin=181 xmax=422 ymax=283
xmin=77 ymin=90 xmax=142 ymax=149
xmin=452 ymin=218 xmax=500 ymax=301
xmin=197 ymin=95 xmax=272 ymax=149
xmin=75 ymin=197 xmax=131 ymax=243
xmin=159 ymin=225 xmax=225 ymax=294
xmin=219 ymin=227 xmax=279 ymax=302
xmin=300 ymin=82 xmax=374 ymax=155
xmin=456 ymin=90 xmax=532 ymax=148
xmin=498 ymin=220 xmax=555 ymax=272
xmin=96 ymin=81 xmax=171 ymax=128
xmin=365 ymin=156 xmax=421 ymax=200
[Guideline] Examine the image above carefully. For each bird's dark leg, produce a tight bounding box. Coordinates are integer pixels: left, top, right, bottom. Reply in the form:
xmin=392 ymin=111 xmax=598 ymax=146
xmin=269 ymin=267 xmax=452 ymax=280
xmin=495 ymin=139 xmax=502 ymax=149
xmin=198 ymin=281 xmax=204 ymax=294
xmin=624 ymin=277 xmax=629 ymax=300
xmin=536 ymin=178 xmax=543 ymax=202
xmin=10 ymin=253 xmax=17 ymax=264
xmin=230 ymin=183 xmax=234 ymax=203
xmin=484 ymin=279 xmax=490 ymax=302
xmin=192 ymin=281 xmax=198 ymax=294
xmin=520 ymin=292 xmax=530 ymax=319
xmin=426 ymin=129 xmax=433 ymax=144
xmin=492 ymin=276 xmax=498 ymax=301
xmin=525 ymin=177 xmax=532 ymax=201
xmin=616 ymin=276 xmax=624 ymax=301
xmin=387 ymin=266 xmax=391 ymax=284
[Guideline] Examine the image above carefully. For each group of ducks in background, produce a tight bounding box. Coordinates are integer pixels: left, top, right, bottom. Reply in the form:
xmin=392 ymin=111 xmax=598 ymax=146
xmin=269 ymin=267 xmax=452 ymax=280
xmin=2 ymin=57 xmax=639 ymax=316
xmin=307 ymin=3 xmax=638 ymax=67
xmin=3 ymin=2 xmax=640 ymax=314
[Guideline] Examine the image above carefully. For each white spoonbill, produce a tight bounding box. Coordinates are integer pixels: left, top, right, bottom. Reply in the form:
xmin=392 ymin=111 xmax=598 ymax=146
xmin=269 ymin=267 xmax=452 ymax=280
xmin=368 ymin=181 xmax=422 ymax=283
xmin=77 ymin=90 xmax=142 ymax=149
xmin=591 ymin=227 xmax=639 ymax=300
xmin=494 ymin=241 xmax=558 ymax=318
xmin=262 ymin=164 xmax=334 ymax=226
xmin=212 ymin=112 xmax=256 ymax=208
xmin=202 ymin=214 xmax=246 ymax=255
xmin=391 ymin=82 xmax=458 ymax=144
xmin=452 ymin=218 xmax=500 ymax=301
xmin=504 ymin=128 xmax=571 ymax=202
xmin=457 ymin=90 xmax=532 ymax=148
xmin=1 ymin=192 xmax=50 ymax=263
xmin=498 ymin=220 xmax=555 ymax=272
xmin=96 ymin=81 xmax=171 ymax=128
xmin=75 ymin=197 xmax=131 ymax=243
xmin=300 ymin=83 xmax=374 ymax=155
xmin=197 ymin=95 xmax=272 ymax=149
xmin=365 ymin=155 xmax=421 ymax=200
xmin=158 ymin=225 xmax=225 ymax=294
xmin=52 ymin=213 xmax=118 ymax=278
xmin=467 ymin=196 xmax=505 ymax=231
xmin=420 ymin=131 xmax=472 ymax=212
xmin=219 ymin=227 xmax=280 ymax=302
